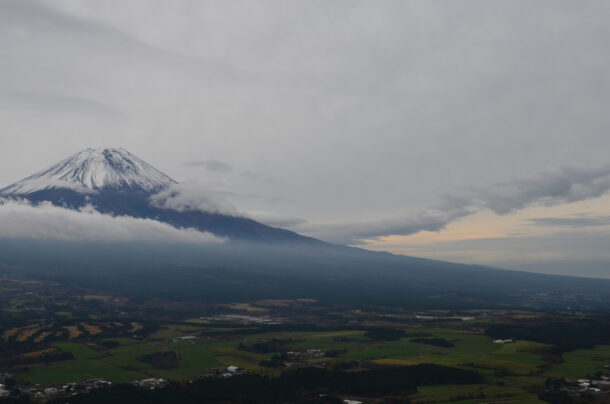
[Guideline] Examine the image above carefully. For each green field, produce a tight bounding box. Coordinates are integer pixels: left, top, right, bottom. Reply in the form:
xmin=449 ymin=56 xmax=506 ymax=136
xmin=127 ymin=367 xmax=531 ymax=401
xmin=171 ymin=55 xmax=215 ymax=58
xmin=22 ymin=338 xmax=227 ymax=386
xmin=546 ymin=344 xmax=610 ymax=378
xmin=20 ymin=321 xmax=306 ymax=387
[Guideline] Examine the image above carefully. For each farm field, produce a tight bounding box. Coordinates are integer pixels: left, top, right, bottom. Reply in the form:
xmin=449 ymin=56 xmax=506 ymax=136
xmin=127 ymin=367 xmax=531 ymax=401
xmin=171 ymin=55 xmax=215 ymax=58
xmin=14 ymin=322 xmax=591 ymax=404
xmin=3 ymin=283 xmax=610 ymax=404
xmin=545 ymin=344 xmax=610 ymax=379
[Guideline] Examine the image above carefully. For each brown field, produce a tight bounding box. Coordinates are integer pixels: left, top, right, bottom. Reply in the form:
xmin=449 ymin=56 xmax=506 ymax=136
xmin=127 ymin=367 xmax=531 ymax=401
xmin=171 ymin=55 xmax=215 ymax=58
xmin=184 ymin=318 xmax=211 ymax=324
xmin=81 ymin=323 xmax=102 ymax=335
xmin=64 ymin=325 xmax=82 ymax=339
xmin=227 ymin=303 xmax=268 ymax=312
xmin=82 ymin=295 xmax=113 ymax=301
xmin=2 ymin=327 xmax=20 ymax=340
xmin=34 ymin=331 xmax=53 ymax=343
xmin=16 ymin=325 xmax=43 ymax=342
xmin=130 ymin=322 xmax=143 ymax=332
xmin=22 ymin=348 xmax=57 ymax=358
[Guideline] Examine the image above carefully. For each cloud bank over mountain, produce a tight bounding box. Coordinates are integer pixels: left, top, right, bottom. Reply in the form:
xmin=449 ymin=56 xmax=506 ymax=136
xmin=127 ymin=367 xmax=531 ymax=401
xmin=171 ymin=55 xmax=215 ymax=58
xmin=0 ymin=199 xmax=225 ymax=244
xmin=150 ymin=182 xmax=240 ymax=216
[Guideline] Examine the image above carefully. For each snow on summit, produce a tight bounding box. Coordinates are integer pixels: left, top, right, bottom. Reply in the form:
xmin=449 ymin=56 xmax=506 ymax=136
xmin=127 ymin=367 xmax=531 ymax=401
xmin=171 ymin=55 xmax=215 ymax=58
xmin=0 ymin=148 xmax=176 ymax=195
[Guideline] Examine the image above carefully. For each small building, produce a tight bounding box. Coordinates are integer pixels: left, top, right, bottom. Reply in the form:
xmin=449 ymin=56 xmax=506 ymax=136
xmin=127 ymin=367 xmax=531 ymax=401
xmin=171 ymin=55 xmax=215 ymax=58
xmin=493 ymin=339 xmax=513 ymax=344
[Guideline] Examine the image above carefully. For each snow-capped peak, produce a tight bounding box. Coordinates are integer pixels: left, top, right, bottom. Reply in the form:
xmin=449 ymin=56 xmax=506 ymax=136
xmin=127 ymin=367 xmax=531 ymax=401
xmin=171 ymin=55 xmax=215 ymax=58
xmin=1 ymin=148 xmax=176 ymax=195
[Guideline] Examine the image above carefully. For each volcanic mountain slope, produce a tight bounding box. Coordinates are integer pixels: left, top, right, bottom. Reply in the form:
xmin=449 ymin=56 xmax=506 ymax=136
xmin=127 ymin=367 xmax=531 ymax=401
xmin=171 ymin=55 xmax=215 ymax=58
xmin=3 ymin=148 xmax=610 ymax=309
xmin=1 ymin=148 xmax=175 ymax=195
xmin=0 ymin=148 xmax=315 ymax=242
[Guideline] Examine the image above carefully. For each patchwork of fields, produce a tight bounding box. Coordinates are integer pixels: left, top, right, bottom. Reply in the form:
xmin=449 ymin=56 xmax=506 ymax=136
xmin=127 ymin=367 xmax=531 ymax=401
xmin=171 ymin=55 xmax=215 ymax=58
xmin=14 ymin=322 xmax=610 ymax=403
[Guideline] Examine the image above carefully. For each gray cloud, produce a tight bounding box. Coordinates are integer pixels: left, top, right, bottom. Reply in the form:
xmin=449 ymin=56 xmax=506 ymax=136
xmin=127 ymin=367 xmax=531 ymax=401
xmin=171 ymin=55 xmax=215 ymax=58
xmin=0 ymin=198 xmax=225 ymax=243
xmin=450 ymin=164 xmax=610 ymax=215
xmin=2 ymin=1 xmax=610 ymax=275
xmin=246 ymin=210 xmax=308 ymax=228
xmin=150 ymin=182 xmax=240 ymax=216
xmin=184 ymin=159 xmax=232 ymax=172
xmin=0 ymin=88 xmax=119 ymax=115
xmin=527 ymin=215 xmax=610 ymax=228
xmin=298 ymin=163 xmax=610 ymax=244
xmin=296 ymin=211 xmax=460 ymax=245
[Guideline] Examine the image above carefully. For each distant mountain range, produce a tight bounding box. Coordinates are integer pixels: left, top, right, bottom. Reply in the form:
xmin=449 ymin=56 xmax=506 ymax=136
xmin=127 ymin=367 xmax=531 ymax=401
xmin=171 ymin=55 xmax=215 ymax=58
xmin=3 ymin=148 xmax=610 ymax=310
xmin=0 ymin=148 xmax=316 ymax=242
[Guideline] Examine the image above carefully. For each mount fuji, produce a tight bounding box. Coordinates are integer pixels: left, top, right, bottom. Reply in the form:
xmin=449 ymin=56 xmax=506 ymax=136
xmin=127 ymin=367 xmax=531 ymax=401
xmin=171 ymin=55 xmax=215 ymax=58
xmin=4 ymin=148 xmax=610 ymax=309
xmin=0 ymin=148 xmax=315 ymax=243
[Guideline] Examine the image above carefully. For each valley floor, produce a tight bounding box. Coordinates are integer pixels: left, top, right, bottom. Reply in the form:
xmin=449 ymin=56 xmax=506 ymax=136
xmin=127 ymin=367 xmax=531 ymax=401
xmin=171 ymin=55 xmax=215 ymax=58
xmin=1 ymin=273 xmax=610 ymax=403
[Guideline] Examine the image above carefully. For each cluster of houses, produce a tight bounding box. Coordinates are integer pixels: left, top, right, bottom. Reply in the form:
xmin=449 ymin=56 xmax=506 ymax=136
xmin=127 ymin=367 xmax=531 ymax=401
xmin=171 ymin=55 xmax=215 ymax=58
xmin=574 ymin=377 xmax=610 ymax=393
xmin=2 ymin=377 xmax=170 ymax=400
xmin=286 ymin=349 xmax=326 ymax=359
xmin=546 ymin=376 xmax=610 ymax=395
xmin=270 ymin=349 xmax=335 ymax=369
xmin=6 ymin=378 xmax=115 ymax=400
xmin=0 ymin=384 xmax=9 ymax=398
xmin=202 ymin=365 xmax=243 ymax=378
xmin=131 ymin=378 xmax=168 ymax=390
xmin=0 ymin=371 xmax=12 ymax=398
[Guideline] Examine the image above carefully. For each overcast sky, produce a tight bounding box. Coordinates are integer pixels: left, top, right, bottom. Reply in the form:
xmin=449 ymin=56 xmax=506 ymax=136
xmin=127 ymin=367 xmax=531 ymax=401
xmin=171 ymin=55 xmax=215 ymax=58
xmin=2 ymin=0 xmax=610 ymax=277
